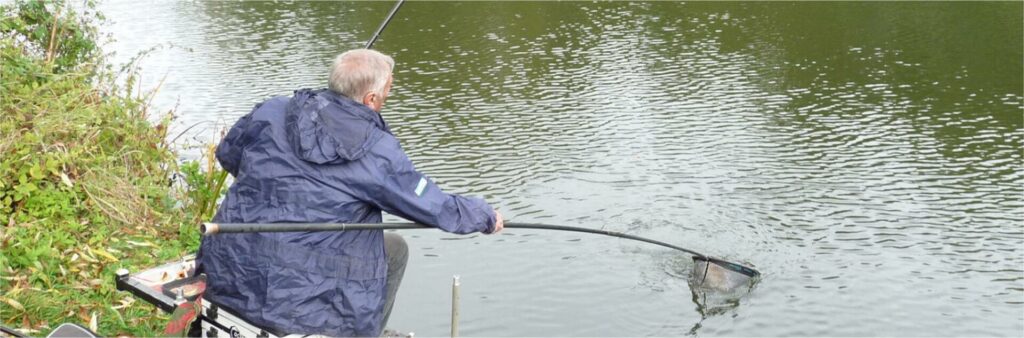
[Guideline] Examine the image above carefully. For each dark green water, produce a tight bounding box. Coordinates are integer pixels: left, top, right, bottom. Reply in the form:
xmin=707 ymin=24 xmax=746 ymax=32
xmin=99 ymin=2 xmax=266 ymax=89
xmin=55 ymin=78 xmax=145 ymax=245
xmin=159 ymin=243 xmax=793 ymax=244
xmin=101 ymin=1 xmax=1022 ymax=336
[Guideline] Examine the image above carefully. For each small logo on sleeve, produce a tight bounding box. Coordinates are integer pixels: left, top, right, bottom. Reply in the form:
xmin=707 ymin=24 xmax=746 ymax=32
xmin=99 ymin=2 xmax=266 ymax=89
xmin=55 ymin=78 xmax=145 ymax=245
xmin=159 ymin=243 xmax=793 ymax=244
xmin=415 ymin=177 xmax=428 ymax=196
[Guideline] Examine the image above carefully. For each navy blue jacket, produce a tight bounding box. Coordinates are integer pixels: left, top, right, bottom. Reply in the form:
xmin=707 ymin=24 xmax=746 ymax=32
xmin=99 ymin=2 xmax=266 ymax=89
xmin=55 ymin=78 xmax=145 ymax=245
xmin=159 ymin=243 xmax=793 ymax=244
xmin=197 ymin=89 xmax=496 ymax=336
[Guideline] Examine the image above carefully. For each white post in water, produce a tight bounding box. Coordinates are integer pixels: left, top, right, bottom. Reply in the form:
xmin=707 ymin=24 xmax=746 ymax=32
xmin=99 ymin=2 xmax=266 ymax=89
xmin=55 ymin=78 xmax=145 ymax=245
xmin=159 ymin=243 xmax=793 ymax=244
xmin=451 ymin=275 xmax=460 ymax=338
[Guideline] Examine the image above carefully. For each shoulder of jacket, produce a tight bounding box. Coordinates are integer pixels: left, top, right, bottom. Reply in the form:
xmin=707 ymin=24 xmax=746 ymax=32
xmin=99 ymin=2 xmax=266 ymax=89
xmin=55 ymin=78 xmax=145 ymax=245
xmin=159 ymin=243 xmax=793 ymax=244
xmin=250 ymin=96 xmax=291 ymax=119
xmin=367 ymin=128 xmax=401 ymax=154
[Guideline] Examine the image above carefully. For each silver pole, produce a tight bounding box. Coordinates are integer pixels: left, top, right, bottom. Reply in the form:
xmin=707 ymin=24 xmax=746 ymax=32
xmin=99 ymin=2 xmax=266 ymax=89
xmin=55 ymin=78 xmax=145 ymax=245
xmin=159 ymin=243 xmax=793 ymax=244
xmin=451 ymin=275 xmax=460 ymax=338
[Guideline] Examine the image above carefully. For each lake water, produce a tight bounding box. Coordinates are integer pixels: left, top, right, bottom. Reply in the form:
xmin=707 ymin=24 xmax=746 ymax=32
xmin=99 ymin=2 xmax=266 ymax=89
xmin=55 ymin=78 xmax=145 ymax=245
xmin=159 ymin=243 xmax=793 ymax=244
xmin=99 ymin=1 xmax=1023 ymax=336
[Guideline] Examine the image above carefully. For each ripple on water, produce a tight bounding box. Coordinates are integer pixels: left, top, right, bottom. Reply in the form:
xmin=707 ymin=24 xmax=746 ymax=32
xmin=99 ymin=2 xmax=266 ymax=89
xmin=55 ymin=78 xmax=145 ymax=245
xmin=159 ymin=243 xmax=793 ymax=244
xmin=100 ymin=1 xmax=1023 ymax=336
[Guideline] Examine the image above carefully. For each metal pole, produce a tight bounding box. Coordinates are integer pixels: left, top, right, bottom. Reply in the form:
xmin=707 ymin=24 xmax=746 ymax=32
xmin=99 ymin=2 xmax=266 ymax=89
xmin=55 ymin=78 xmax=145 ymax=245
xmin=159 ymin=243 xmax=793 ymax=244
xmin=451 ymin=275 xmax=460 ymax=338
xmin=365 ymin=0 xmax=406 ymax=49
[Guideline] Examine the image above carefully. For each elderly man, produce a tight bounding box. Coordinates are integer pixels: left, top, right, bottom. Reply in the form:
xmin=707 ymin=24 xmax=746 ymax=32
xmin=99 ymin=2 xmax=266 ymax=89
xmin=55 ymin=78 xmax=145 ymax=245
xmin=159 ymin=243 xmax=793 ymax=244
xmin=196 ymin=49 xmax=503 ymax=336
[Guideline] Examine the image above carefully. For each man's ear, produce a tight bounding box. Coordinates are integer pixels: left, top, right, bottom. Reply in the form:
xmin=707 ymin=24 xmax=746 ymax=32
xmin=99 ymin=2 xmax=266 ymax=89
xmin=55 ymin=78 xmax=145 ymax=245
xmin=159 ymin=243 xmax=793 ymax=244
xmin=362 ymin=93 xmax=375 ymax=106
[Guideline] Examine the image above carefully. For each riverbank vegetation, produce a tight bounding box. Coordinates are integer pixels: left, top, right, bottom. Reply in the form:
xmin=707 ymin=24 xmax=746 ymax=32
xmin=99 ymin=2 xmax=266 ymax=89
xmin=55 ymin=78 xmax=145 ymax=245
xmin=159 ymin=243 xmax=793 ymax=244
xmin=0 ymin=1 xmax=224 ymax=335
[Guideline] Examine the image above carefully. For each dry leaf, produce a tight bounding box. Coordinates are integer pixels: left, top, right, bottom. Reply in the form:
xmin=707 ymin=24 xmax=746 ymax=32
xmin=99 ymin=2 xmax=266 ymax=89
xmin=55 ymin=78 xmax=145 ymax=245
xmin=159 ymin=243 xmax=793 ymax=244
xmin=125 ymin=240 xmax=154 ymax=247
xmin=60 ymin=172 xmax=73 ymax=187
xmin=80 ymin=250 xmax=98 ymax=263
xmin=90 ymin=247 xmax=118 ymax=262
xmin=112 ymin=297 xmax=135 ymax=310
xmin=1 ymin=296 xmax=24 ymax=311
xmin=89 ymin=311 xmax=98 ymax=333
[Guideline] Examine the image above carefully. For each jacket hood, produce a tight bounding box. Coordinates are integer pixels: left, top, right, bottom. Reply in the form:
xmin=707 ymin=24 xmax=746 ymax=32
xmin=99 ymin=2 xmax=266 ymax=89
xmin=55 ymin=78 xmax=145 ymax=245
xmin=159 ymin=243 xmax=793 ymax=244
xmin=285 ymin=89 xmax=388 ymax=165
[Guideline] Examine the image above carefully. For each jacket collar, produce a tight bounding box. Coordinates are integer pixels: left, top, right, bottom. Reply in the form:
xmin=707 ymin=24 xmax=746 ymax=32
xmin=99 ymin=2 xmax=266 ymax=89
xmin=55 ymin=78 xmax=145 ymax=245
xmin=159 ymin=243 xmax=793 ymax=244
xmin=317 ymin=89 xmax=391 ymax=134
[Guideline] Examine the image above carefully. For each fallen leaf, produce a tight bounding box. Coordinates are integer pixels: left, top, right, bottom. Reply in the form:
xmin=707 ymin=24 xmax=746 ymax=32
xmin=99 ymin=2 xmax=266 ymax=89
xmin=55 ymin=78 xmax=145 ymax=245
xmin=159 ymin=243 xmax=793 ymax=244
xmin=89 ymin=311 xmax=98 ymax=333
xmin=112 ymin=297 xmax=135 ymax=310
xmin=79 ymin=250 xmax=98 ymax=263
xmin=89 ymin=247 xmax=117 ymax=262
xmin=60 ymin=172 xmax=73 ymax=187
xmin=125 ymin=240 xmax=154 ymax=247
xmin=1 ymin=296 xmax=24 ymax=311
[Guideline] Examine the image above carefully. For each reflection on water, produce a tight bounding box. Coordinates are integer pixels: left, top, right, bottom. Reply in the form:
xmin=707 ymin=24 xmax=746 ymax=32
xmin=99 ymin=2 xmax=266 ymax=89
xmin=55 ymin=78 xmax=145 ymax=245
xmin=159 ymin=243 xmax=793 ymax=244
xmin=101 ymin=1 xmax=1022 ymax=336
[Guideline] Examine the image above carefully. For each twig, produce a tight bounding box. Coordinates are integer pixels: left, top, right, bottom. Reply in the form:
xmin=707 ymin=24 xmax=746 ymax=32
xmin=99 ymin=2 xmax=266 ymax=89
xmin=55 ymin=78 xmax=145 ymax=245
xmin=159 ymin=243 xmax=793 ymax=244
xmin=142 ymin=74 xmax=169 ymax=119
xmin=45 ymin=4 xmax=63 ymax=64
xmin=81 ymin=184 xmax=131 ymax=226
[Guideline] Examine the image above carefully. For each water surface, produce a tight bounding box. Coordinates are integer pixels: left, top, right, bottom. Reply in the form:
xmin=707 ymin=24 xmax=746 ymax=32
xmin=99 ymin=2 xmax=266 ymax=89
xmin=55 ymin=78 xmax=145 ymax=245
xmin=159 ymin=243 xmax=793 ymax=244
xmin=100 ymin=2 xmax=1023 ymax=336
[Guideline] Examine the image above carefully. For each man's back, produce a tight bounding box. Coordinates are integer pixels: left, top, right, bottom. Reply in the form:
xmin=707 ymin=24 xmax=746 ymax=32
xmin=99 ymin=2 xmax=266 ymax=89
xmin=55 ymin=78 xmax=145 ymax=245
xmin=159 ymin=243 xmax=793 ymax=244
xmin=198 ymin=88 xmax=498 ymax=336
xmin=199 ymin=90 xmax=392 ymax=336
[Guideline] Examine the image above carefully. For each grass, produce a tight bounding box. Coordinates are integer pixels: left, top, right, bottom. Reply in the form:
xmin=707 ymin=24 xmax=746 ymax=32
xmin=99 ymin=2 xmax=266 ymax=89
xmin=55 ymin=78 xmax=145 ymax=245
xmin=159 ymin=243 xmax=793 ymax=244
xmin=0 ymin=1 xmax=225 ymax=335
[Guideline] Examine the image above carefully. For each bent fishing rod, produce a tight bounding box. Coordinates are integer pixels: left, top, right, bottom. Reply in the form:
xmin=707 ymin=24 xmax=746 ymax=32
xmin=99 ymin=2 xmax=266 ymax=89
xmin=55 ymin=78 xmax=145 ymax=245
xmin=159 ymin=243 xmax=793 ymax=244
xmin=201 ymin=221 xmax=760 ymax=278
xmin=365 ymin=0 xmax=405 ymax=49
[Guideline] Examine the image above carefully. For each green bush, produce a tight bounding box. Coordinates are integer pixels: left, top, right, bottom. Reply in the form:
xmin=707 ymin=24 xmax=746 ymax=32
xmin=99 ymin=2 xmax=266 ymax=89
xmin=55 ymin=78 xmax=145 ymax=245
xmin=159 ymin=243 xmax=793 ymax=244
xmin=0 ymin=1 xmax=225 ymax=335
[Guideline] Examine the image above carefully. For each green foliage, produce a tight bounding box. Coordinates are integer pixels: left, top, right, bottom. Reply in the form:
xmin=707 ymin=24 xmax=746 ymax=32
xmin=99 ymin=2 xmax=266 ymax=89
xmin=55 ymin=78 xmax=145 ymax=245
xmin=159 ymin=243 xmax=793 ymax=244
xmin=178 ymin=151 xmax=229 ymax=250
xmin=180 ymin=153 xmax=229 ymax=225
xmin=0 ymin=0 xmax=225 ymax=335
xmin=0 ymin=0 xmax=100 ymax=74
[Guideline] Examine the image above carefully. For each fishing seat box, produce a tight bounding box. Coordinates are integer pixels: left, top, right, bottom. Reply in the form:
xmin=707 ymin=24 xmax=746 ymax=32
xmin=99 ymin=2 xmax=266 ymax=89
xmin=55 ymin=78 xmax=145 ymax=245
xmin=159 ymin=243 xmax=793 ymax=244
xmin=115 ymin=256 xmax=303 ymax=338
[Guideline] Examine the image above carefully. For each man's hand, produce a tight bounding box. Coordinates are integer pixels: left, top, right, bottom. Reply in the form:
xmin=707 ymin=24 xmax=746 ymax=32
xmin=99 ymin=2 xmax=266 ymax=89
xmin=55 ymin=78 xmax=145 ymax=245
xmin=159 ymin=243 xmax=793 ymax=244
xmin=490 ymin=209 xmax=504 ymax=234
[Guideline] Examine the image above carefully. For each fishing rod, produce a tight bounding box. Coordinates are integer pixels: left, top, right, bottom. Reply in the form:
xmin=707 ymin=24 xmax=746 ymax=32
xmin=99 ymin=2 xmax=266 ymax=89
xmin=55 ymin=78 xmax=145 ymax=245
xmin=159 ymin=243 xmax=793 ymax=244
xmin=201 ymin=222 xmax=761 ymax=284
xmin=365 ymin=0 xmax=405 ymax=49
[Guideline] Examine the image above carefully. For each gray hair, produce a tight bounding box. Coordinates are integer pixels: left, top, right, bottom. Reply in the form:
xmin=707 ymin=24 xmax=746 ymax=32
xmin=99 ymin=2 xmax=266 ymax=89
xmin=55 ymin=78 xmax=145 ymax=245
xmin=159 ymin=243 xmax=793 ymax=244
xmin=328 ymin=49 xmax=395 ymax=101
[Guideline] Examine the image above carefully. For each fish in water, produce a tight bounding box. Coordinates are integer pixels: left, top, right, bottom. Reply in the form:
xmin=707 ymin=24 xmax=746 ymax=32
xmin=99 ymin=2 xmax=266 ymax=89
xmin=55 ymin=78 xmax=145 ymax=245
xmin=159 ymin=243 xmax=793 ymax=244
xmin=690 ymin=257 xmax=759 ymax=292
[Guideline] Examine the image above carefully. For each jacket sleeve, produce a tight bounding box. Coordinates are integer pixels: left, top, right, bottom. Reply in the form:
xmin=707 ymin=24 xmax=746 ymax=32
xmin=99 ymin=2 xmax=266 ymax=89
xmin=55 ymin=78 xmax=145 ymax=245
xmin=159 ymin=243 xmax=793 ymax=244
xmin=216 ymin=104 xmax=268 ymax=176
xmin=350 ymin=135 xmax=496 ymax=235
